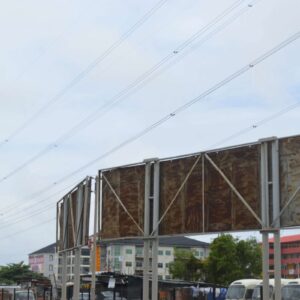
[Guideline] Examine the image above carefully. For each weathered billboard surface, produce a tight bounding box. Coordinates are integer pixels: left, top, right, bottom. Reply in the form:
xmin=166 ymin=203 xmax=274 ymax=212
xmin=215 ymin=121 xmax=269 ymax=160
xmin=101 ymin=165 xmax=145 ymax=239
xmin=159 ymin=143 xmax=261 ymax=235
xmin=56 ymin=177 xmax=92 ymax=251
xmin=280 ymin=135 xmax=300 ymax=227
xmin=99 ymin=134 xmax=300 ymax=239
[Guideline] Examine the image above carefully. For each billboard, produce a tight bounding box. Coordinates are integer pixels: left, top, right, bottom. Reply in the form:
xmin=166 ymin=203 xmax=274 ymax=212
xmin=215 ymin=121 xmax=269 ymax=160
xmin=280 ymin=135 xmax=300 ymax=227
xmin=101 ymin=165 xmax=145 ymax=239
xmin=56 ymin=177 xmax=92 ymax=251
xmin=99 ymin=134 xmax=300 ymax=239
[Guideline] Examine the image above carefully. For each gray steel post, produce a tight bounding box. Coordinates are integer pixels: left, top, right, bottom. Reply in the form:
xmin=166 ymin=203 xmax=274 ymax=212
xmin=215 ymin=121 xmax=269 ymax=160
xmin=151 ymin=161 xmax=160 ymax=300
xmin=91 ymin=177 xmax=99 ymax=300
xmin=274 ymin=231 xmax=281 ymax=300
xmin=61 ymin=252 xmax=67 ymax=300
xmin=74 ymin=185 xmax=84 ymax=300
xmin=143 ymin=163 xmax=151 ymax=300
xmin=73 ymin=248 xmax=81 ymax=300
xmin=260 ymin=141 xmax=270 ymax=300
xmin=272 ymin=139 xmax=281 ymax=300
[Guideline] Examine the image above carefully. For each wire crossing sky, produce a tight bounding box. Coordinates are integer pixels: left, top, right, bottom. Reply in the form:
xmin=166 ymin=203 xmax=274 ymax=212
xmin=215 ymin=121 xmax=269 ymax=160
xmin=0 ymin=0 xmax=299 ymax=264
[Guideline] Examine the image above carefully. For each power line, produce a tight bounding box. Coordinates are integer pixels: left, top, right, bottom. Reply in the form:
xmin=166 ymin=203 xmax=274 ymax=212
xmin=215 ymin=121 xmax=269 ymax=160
xmin=1 ymin=28 xmax=298 ymax=225
xmin=0 ymin=0 xmax=169 ymax=148
xmin=0 ymin=177 xmax=84 ymax=218
xmin=209 ymin=100 xmax=300 ymax=149
xmin=0 ymin=0 xmax=251 ymax=183
xmin=0 ymin=218 xmax=55 ymax=240
xmin=0 ymin=202 xmax=54 ymax=230
xmin=25 ymin=31 xmax=300 ymax=200
xmin=2 ymin=98 xmax=300 ymax=235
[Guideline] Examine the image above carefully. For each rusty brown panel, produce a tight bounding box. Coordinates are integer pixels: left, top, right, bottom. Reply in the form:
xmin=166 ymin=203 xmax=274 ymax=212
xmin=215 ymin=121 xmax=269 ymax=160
xmin=206 ymin=145 xmax=261 ymax=232
xmin=280 ymin=135 xmax=300 ymax=227
xmin=159 ymin=156 xmax=203 ymax=236
xmin=101 ymin=165 xmax=145 ymax=239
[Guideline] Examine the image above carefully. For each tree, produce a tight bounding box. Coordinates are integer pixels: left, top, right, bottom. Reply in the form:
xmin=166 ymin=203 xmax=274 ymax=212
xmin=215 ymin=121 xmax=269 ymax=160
xmin=169 ymin=248 xmax=204 ymax=281
xmin=0 ymin=262 xmax=46 ymax=284
xmin=205 ymin=234 xmax=262 ymax=286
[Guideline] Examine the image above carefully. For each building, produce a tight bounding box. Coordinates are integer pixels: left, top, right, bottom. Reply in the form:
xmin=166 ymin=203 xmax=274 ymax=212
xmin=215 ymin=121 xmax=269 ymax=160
xmin=28 ymin=243 xmax=57 ymax=279
xmin=30 ymin=236 xmax=209 ymax=283
xmin=28 ymin=244 xmax=91 ymax=283
xmin=269 ymin=234 xmax=300 ymax=278
xmin=101 ymin=236 xmax=209 ymax=280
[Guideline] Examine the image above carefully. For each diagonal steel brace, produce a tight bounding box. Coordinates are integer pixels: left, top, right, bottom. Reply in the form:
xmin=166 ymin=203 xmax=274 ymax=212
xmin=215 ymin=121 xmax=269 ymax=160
xmin=205 ymin=153 xmax=263 ymax=226
xmin=102 ymin=174 xmax=144 ymax=234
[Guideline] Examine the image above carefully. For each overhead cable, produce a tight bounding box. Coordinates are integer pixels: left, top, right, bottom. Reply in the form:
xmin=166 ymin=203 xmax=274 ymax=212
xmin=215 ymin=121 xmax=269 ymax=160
xmin=27 ymin=31 xmax=300 ymax=198
xmin=0 ymin=0 xmax=250 ymax=183
xmin=0 ymin=0 xmax=169 ymax=148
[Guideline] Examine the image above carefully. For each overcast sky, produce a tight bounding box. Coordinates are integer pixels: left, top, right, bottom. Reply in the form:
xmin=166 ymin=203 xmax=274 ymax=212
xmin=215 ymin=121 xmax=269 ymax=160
xmin=0 ymin=0 xmax=299 ymax=265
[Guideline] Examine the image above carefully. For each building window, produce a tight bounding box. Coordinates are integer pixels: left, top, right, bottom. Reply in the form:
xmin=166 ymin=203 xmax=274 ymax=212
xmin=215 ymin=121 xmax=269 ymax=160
xmin=114 ymin=246 xmax=121 ymax=256
xmin=81 ymin=267 xmax=89 ymax=274
xmin=125 ymin=261 xmax=132 ymax=267
xmin=49 ymin=265 xmax=53 ymax=272
xmin=82 ymin=258 xmax=90 ymax=265
xmin=165 ymin=250 xmax=171 ymax=256
xmin=136 ymin=261 xmax=143 ymax=267
xmin=158 ymin=275 xmax=163 ymax=280
xmin=165 ymin=275 xmax=171 ymax=280
xmin=158 ymin=250 xmax=163 ymax=255
xmin=49 ymin=255 xmax=53 ymax=261
xmin=114 ymin=258 xmax=121 ymax=270
xmin=158 ymin=263 xmax=163 ymax=268
xmin=165 ymin=263 xmax=169 ymax=268
xmin=126 ymin=249 xmax=133 ymax=255
xmin=81 ymin=248 xmax=90 ymax=256
xmin=194 ymin=251 xmax=200 ymax=257
xmin=136 ymin=247 xmax=143 ymax=256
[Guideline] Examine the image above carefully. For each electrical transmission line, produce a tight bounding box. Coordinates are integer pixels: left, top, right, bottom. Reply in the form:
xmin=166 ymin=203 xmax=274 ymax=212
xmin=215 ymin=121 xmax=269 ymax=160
xmin=0 ymin=0 xmax=169 ymax=148
xmin=0 ymin=0 xmax=252 ymax=183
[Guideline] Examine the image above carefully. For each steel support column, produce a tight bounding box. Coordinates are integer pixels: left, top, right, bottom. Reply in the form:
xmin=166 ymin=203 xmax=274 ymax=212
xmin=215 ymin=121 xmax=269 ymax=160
xmin=151 ymin=161 xmax=160 ymax=300
xmin=91 ymin=177 xmax=99 ymax=300
xmin=143 ymin=163 xmax=151 ymax=300
xmin=272 ymin=139 xmax=281 ymax=300
xmin=73 ymin=248 xmax=81 ymax=300
xmin=61 ymin=252 xmax=67 ymax=300
xmin=260 ymin=140 xmax=270 ymax=300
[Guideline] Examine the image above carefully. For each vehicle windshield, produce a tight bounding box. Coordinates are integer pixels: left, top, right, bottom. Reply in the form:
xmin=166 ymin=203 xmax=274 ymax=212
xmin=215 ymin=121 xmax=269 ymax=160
xmin=226 ymin=285 xmax=245 ymax=299
xmin=15 ymin=291 xmax=35 ymax=300
xmin=252 ymin=285 xmax=273 ymax=299
xmin=282 ymin=285 xmax=300 ymax=300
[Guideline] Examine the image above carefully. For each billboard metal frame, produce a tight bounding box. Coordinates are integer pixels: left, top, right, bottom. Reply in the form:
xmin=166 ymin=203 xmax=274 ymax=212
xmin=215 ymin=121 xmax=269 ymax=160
xmin=56 ymin=176 xmax=92 ymax=300
xmin=55 ymin=133 xmax=300 ymax=300
xmin=97 ymin=134 xmax=300 ymax=300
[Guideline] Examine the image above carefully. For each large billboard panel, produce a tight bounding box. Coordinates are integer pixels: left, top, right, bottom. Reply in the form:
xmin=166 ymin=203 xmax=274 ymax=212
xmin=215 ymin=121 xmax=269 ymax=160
xmin=159 ymin=144 xmax=261 ymax=235
xmin=101 ymin=165 xmax=145 ymax=239
xmin=99 ymin=134 xmax=300 ymax=239
xmin=280 ymin=135 xmax=300 ymax=227
xmin=56 ymin=177 xmax=92 ymax=251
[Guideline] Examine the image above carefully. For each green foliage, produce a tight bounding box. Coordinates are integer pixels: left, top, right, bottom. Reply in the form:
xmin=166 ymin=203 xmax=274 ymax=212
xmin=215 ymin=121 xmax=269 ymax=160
xmin=205 ymin=234 xmax=262 ymax=286
xmin=169 ymin=248 xmax=204 ymax=281
xmin=0 ymin=262 xmax=46 ymax=284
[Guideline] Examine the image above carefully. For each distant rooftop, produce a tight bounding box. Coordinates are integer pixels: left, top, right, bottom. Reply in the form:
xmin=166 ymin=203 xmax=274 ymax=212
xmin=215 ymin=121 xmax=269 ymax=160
xmin=29 ymin=236 xmax=208 ymax=256
xmin=29 ymin=243 xmax=56 ymax=255
xmin=269 ymin=234 xmax=300 ymax=243
xmin=100 ymin=236 xmax=209 ymax=248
